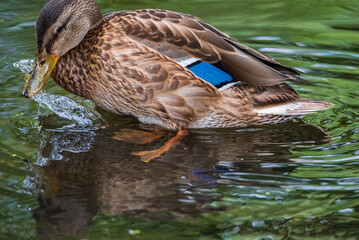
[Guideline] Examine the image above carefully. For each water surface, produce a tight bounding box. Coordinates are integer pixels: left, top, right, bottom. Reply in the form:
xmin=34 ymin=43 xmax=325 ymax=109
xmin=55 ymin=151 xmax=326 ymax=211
xmin=1 ymin=0 xmax=359 ymax=239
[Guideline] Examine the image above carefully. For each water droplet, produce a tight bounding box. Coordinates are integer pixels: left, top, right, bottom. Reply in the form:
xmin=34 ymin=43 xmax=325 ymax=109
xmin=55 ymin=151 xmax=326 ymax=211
xmin=128 ymin=229 xmax=141 ymax=235
xmin=13 ymin=58 xmax=34 ymax=73
xmin=33 ymin=91 xmax=102 ymax=128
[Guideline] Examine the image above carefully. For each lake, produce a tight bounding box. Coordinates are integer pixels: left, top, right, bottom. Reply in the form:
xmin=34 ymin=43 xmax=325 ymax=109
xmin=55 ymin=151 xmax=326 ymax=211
xmin=1 ymin=0 xmax=359 ymax=239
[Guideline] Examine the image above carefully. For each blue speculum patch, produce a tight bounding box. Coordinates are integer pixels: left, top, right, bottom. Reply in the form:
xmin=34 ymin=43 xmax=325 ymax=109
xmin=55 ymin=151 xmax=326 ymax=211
xmin=188 ymin=62 xmax=234 ymax=88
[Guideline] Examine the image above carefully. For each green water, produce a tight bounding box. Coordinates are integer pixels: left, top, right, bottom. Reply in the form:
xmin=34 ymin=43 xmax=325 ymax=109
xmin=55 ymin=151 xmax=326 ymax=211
xmin=1 ymin=0 xmax=359 ymax=239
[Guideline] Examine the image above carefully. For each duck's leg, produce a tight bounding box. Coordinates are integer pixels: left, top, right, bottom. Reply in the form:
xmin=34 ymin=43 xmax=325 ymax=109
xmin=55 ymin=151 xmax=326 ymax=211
xmin=113 ymin=126 xmax=166 ymax=144
xmin=132 ymin=130 xmax=189 ymax=162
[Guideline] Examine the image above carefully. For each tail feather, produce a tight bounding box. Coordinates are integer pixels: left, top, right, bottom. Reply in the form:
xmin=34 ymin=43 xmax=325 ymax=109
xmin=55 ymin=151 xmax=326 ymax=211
xmin=253 ymin=98 xmax=333 ymax=116
xmin=220 ymin=38 xmax=307 ymax=86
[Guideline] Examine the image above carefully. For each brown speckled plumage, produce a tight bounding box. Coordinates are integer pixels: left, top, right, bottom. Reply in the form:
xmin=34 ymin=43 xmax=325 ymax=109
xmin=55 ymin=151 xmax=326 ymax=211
xmin=28 ymin=0 xmax=332 ymax=129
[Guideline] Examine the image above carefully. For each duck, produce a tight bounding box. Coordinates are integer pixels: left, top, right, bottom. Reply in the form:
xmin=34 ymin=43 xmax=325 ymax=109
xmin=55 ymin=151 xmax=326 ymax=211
xmin=23 ymin=0 xmax=332 ymax=131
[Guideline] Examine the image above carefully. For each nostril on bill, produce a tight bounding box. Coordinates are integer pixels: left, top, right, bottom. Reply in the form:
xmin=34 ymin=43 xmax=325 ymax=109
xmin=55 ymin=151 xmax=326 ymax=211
xmin=23 ymin=89 xmax=29 ymax=98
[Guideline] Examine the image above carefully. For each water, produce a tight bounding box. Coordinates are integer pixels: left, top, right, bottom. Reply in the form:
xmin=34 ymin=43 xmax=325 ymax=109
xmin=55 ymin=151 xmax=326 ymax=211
xmin=1 ymin=0 xmax=359 ymax=239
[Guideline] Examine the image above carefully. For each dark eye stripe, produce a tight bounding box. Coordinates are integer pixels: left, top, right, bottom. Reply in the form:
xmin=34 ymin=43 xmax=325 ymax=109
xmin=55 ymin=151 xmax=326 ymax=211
xmin=59 ymin=14 xmax=72 ymax=32
xmin=36 ymin=0 xmax=73 ymax=53
xmin=45 ymin=33 xmax=59 ymax=54
xmin=45 ymin=14 xmax=73 ymax=54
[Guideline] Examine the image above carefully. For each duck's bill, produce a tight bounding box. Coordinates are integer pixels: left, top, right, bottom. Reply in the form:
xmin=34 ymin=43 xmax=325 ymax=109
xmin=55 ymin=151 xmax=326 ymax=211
xmin=23 ymin=54 xmax=60 ymax=98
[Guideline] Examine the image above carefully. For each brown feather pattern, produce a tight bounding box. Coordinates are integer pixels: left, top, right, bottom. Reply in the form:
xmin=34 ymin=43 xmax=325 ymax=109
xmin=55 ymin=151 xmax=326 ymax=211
xmin=114 ymin=9 xmax=304 ymax=86
xmin=48 ymin=8 xmax=331 ymax=129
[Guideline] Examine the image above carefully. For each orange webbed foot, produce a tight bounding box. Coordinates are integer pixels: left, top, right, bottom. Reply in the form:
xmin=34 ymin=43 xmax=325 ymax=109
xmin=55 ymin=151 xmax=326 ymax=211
xmin=132 ymin=129 xmax=189 ymax=162
xmin=113 ymin=126 xmax=166 ymax=144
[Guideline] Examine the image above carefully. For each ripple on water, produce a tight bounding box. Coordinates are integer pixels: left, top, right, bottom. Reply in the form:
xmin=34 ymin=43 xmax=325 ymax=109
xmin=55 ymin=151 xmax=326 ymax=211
xmin=3 ymin=2 xmax=359 ymax=238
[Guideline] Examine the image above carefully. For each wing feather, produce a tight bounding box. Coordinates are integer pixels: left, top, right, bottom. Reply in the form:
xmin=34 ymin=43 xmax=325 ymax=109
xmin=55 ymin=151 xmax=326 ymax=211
xmin=105 ymin=35 xmax=220 ymax=124
xmin=114 ymin=9 xmax=304 ymax=86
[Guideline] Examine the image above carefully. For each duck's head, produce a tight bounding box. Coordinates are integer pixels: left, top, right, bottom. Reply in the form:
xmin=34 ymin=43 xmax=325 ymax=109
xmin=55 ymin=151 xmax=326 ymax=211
xmin=23 ymin=0 xmax=102 ymax=98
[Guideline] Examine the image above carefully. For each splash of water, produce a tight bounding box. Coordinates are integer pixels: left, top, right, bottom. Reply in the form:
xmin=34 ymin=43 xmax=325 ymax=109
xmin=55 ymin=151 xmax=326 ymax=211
xmin=14 ymin=58 xmax=104 ymax=128
xmin=13 ymin=58 xmax=34 ymax=73
xmin=33 ymin=92 xmax=102 ymax=127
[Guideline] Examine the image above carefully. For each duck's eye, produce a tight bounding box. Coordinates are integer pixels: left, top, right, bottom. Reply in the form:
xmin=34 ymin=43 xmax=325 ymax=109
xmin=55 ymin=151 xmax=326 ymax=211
xmin=56 ymin=26 xmax=63 ymax=34
xmin=40 ymin=59 xmax=46 ymax=66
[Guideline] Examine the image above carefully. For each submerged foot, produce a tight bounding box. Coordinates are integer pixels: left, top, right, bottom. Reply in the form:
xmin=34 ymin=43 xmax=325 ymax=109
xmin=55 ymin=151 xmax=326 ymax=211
xmin=113 ymin=126 xmax=166 ymax=144
xmin=132 ymin=129 xmax=189 ymax=162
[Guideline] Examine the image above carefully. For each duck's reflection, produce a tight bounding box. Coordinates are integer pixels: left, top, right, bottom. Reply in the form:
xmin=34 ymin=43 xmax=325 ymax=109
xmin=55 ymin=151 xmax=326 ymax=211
xmin=28 ymin=121 xmax=329 ymax=239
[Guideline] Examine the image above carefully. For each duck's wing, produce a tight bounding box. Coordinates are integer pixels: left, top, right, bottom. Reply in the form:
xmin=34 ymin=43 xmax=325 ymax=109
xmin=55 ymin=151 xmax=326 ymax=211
xmin=115 ymin=9 xmax=304 ymax=87
xmin=102 ymin=36 xmax=220 ymax=126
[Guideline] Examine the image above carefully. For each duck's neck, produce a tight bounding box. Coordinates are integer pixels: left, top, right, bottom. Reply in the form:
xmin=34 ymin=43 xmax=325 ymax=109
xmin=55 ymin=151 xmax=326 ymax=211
xmin=82 ymin=0 xmax=103 ymax=27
